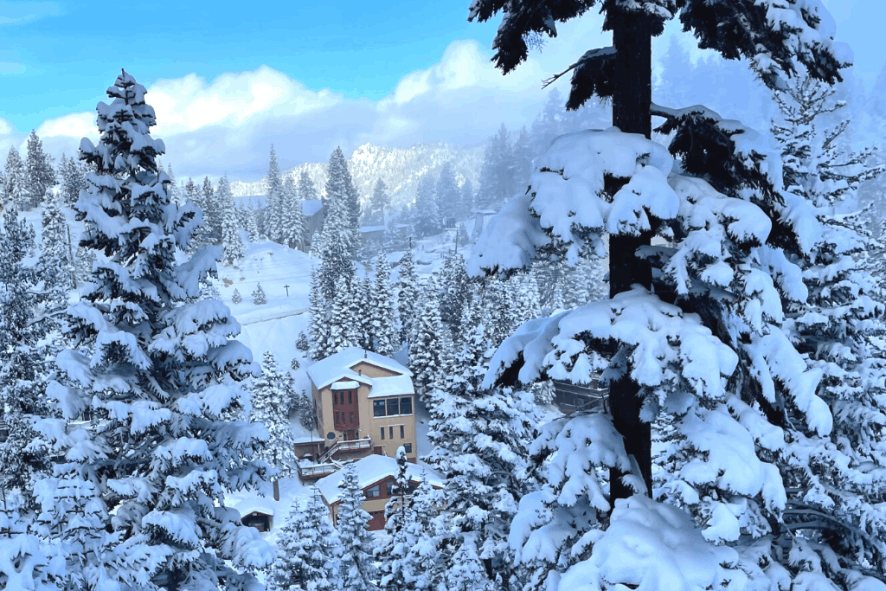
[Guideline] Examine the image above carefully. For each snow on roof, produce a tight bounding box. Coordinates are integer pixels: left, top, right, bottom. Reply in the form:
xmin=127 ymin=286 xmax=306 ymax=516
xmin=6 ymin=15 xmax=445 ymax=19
xmin=359 ymin=225 xmax=386 ymax=233
xmin=302 ymin=199 xmax=323 ymax=217
xmin=332 ymin=380 xmax=361 ymax=390
xmin=316 ymin=455 xmax=444 ymax=505
xmin=234 ymin=496 xmax=276 ymax=517
xmin=307 ymin=347 xmax=411 ymax=390
xmin=367 ymin=374 xmax=415 ymax=398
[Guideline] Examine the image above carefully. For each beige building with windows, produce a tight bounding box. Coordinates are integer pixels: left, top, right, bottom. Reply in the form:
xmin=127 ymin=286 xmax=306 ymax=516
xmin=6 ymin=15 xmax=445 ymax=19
xmin=305 ymin=347 xmax=418 ymax=462
xmin=316 ymin=454 xmax=443 ymax=531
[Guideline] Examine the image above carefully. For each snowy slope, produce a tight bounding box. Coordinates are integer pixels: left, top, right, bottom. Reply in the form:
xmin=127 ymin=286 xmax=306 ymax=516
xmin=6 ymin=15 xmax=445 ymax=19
xmin=229 ymin=141 xmax=484 ymax=209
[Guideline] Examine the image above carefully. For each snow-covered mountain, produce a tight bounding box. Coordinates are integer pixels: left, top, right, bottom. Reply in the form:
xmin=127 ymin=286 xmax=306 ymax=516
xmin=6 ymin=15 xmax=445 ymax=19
xmin=230 ymin=141 xmax=484 ymax=208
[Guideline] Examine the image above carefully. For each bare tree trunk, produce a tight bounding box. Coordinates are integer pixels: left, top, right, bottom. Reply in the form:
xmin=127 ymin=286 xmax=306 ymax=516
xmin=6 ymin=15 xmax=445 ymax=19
xmin=607 ymin=15 xmax=654 ymax=501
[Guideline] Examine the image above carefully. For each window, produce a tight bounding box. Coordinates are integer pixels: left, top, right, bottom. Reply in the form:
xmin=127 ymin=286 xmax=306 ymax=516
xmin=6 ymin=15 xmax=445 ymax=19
xmin=348 ymin=391 xmax=353 ymax=404
xmin=350 ymin=412 xmax=355 ymax=424
xmin=334 ymin=411 xmax=339 ymax=423
xmin=389 ymin=426 xmax=394 ymax=440
xmin=400 ymin=425 xmax=405 ymax=439
xmin=373 ymin=400 xmax=386 ymax=417
xmin=333 ymin=392 xmax=337 ymax=404
xmin=400 ymin=397 xmax=412 ymax=415
xmin=387 ymin=398 xmax=399 ymax=416
xmin=386 ymin=479 xmax=395 ymax=496
xmin=404 ymin=443 xmax=412 ymax=453
xmin=366 ymin=484 xmax=380 ymax=499
xmin=380 ymin=427 xmax=385 ymax=440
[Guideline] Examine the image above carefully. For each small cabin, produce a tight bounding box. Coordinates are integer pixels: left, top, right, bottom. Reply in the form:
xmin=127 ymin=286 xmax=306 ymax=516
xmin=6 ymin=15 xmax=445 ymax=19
xmin=238 ymin=502 xmax=275 ymax=533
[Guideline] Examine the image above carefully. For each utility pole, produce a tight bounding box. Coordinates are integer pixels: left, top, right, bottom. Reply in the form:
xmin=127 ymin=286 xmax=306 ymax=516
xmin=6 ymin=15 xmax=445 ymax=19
xmin=284 ymin=284 xmax=290 ymax=297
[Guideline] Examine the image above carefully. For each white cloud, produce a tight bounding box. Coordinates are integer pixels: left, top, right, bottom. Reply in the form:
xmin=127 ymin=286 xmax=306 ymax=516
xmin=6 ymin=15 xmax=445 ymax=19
xmin=35 ymin=112 xmax=96 ymax=140
xmin=19 ymin=12 xmax=757 ymax=183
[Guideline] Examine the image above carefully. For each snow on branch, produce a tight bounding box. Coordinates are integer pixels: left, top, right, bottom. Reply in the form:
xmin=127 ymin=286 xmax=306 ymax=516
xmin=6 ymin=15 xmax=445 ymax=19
xmin=484 ymin=287 xmax=737 ymax=402
xmin=468 ymin=129 xmax=679 ymax=277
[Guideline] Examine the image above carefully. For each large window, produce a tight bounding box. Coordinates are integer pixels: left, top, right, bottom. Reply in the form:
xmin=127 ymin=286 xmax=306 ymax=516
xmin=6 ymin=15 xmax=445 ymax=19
xmin=366 ymin=484 xmax=380 ymax=498
xmin=404 ymin=443 xmax=412 ymax=453
xmin=372 ymin=397 xmax=413 ymax=417
xmin=400 ymin=425 xmax=405 ymax=439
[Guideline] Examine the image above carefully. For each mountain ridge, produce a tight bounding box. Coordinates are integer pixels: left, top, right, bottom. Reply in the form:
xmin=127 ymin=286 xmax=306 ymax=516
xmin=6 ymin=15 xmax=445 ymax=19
xmin=230 ymin=141 xmax=485 ymax=208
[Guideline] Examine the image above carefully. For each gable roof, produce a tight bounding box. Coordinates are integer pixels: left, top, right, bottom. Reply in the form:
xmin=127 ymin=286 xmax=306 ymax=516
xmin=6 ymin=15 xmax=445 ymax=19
xmin=316 ymin=454 xmax=444 ymax=505
xmin=307 ymin=347 xmax=411 ymax=391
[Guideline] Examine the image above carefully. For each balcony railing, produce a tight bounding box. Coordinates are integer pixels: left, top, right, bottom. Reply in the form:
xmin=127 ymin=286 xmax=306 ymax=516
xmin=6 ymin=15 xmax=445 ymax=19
xmin=317 ymin=437 xmax=372 ymax=464
xmin=297 ymin=462 xmax=337 ymax=479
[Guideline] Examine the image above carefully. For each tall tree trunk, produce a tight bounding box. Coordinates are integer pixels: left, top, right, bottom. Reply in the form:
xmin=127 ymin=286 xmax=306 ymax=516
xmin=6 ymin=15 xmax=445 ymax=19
xmin=607 ymin=16 xmax=654 ymax=501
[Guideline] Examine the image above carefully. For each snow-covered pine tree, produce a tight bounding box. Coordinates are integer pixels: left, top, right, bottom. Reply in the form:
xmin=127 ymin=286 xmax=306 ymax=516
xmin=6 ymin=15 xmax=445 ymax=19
xmin=436 ymin=161 xmax=460 ymax=228
xmin=202 ymin=175 xmax=220 ymax=243
xmin=459 ymin=179 xmax=475 ymax=215
xmin=427 ymin=307 xmax=537 ymax=590
xmin=250 ymin=352 xmax=298 ymax=479
xmin=60 ymin=152 xmax=88 ymax=206
xmin=219 ymin=175 xmax=246 ymax=265
xmin=512 ymin=125 xmax=534 ymax=190
xmin=0 ymin=206 xmax=50 ymax=501
xmin=375 ymin=446 xmax=413 ymax=590
xmin=232 ymin=288 xmax=242 ymax=304
xmin=342 ymin=270 xmax=367 ymax=351
xmin=281 ymin=175 xmax=307 ymax=250
xmin=327 ymin=275 xmax=355 ymax=355
xmin=0 ymin=490 xmax=62 ymax=591
xmin=322 ymin=147 xmax=360 ymax=259
xmin=270 ymin=489 xmax=342 ymax=591
xmin=400 ymin=477 xmax=448 ymax=591
xmin=296 ymin=332 xmax=310 ymax=352
xmin=468 ymin=10 xmax=850 ymax=583
xmin=35 ymin=70 xmax=272 ymax=588
xmin=265 ymin=145 xmax=284 ymax=244
xmin=438 ymin=250 xmax=470 ymax=334
xmin=476 ymin=124 xmax=513 ymax=209
xmin=409 ymin=281 xmax=443 ymax=401
xmin=471 ymin=0 xmax=847 ymax=517
xmin=165 ymin=163 xmax=179 ymax=204
xmin=184 ymin=176 xmax=213 ymax=251
xmin=336 ymin=464 xmax=375 ymax=591
xmin=4 ymin=146 xmax=29 ymax=210
xmin=25 ymin=130 xmax=55 ymax=210
xmin=298 ymin=168 xmax=319 ymax=203
xmin=246 ymin=202 xmax=261 ymax=241
xmin=38 ymin=189 xmax=75 ymax=315
xmin=369 ymin=253 xmax=398 ymax=356
xmin=364 ymin=178 xmax=390 ymax=226
xmin=481 ymin=276 xmax=515 ymax=349
xmin=309 ymin=268 xmax=334 ymax=360
xmin=253 ymin=282 xmax=267 ymax=304
xmin=413 ymin=174 xmax=441 ymax=238
xmin=766 ymin=76 xmax=886 ymax=585
xmin=395 ymin=244 xmax=420 ymax=344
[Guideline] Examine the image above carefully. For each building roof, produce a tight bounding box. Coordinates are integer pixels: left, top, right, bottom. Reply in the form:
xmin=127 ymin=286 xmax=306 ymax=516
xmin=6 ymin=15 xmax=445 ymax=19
xmin=302 ymin=199 xmax=323 ymax=217
xmin=367 ymin=374 xmax=415 ymax=398
xmin=316 ymin=455 xmax=444 ymax=505
xmin=235 ymin=498 xmax=276 ymax=518
xmin=307 ymin=347 xmax=412 ymax=390
xmin=359 ymin=225 xmax=386 ymax=233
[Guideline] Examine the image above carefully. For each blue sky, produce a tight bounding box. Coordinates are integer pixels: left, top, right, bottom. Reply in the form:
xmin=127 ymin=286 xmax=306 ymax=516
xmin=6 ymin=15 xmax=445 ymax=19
xmin=1 ymin=1 xmax=501 ymax=130
xmin=0 ymin=0 xmax=882 ymax=182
